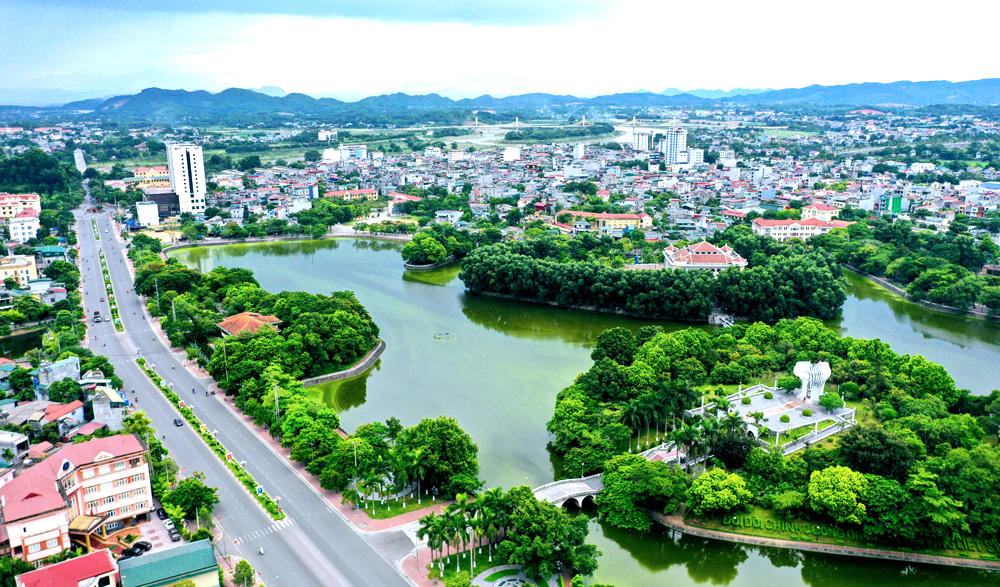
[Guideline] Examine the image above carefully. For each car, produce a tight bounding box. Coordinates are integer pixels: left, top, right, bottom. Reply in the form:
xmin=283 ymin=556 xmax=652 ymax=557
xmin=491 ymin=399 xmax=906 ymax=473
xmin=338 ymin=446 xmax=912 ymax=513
xmin=99 ymin=297 xmax=105 ymax=302
xmin=162 ymin=518 xmax=175 ymax=530
xmin=156 ymin=508 xmax=168 ymax=520
xmin=169 ymin=530 xmax=182 ymax=542
xmin=121 ymin=547 xmax=144 ymax=557
xmin=117 ymin=553 xmax=135 ymax=562
xmin=134 ymin=540 xmax=152 ymax=552
xmin=173 ymin=418 xmax=183 ymax=427
xmin=93 ymin=315 xmax=101 ymax=323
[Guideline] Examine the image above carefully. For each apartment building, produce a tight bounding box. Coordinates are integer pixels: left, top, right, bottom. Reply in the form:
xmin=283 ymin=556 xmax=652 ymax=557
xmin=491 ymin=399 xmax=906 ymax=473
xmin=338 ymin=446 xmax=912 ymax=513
xmin=8 ymin=209 xmax=39 ymax=244
xmin=166 ymin=143 xmax=207 ymax=214
xmin=751 ymin=217 xmax=854 ymax=241
xmin=0 ymin=194 xmax=41 ymax=220
xmin=0 ymin=435 xmax=152 ymax=562
xmin=0 ymin=256 xmax=38 ymax=288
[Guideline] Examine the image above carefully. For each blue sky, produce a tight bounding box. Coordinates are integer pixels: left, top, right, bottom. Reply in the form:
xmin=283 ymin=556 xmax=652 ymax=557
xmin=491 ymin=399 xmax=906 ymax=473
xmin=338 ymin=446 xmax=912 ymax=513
xmin=2 ymin=0 xmax=998 ymax=105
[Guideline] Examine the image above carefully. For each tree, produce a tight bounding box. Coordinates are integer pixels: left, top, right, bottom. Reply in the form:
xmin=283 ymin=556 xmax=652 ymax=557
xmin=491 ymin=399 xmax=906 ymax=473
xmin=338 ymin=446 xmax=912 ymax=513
xmin=0 ymin=556 xmax=33 ymax=587
xmin=590 ymin=327 xmax=636 ymax=366
xmin=837 ymin=424 xmax=915 ymax=482
xmin=596 ymin=454 xmax=689 ymax=531
xmin=47 ymin=378 xmax=83 ymax=404
xmin=164 ymin=475 xmax=220 ymax=519
xmin=9 ymin=368 xmax=34 ymax=400
xmin=808 ymin=466 xmax=867 ymax=525
xmin=3 ymin=278 xmax=18 ymax=291
xmin=685 ymin=468 xmax=752 ymax=516
xmin=233 ymin=559 xmax=256 ymax=586
xmin=818 ymin=392 xmax=844 ymax=411
xmin=303 ymin=150 xmax=321 ymax=163
xmin=777 ymin=376 xmax=800 ymax=393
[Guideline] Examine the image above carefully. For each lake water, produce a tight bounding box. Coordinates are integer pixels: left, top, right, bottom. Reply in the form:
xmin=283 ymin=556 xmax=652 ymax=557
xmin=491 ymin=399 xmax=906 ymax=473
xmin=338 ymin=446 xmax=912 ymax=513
xmin=173 ymin=239 xmax=1000 ymax=586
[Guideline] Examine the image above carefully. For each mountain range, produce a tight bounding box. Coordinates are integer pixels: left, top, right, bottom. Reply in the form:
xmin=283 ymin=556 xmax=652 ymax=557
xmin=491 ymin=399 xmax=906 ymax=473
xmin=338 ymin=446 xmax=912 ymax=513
xmin=3 ymin=78 xmax=999 ymax=123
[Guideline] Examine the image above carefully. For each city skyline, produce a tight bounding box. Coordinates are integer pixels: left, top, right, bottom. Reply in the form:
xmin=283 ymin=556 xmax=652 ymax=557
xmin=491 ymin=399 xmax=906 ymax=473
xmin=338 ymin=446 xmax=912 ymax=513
xmin=3 ymin=0 xmax=999 ymax=105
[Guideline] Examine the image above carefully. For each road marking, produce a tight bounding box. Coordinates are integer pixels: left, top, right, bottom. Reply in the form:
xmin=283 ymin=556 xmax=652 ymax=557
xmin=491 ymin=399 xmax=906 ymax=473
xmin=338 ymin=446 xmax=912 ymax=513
xmin=235 ymin=517 xmax=297 ymax=543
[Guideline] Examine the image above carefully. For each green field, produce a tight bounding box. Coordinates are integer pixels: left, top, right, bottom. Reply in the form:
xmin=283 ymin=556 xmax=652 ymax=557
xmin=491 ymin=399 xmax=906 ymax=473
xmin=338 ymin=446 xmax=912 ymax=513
xmin=761 ymin=128 xmax=818 ymax=139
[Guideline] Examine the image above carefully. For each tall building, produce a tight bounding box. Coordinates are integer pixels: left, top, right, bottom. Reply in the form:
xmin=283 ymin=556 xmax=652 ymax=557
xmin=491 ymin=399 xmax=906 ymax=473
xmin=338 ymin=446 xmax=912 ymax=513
xmin=166 ymin=143 xmax=206 ymax=214
xmin=632 ymin=131 xmax=653 ymax=151
xmin=659 ymin=128 xmax=688 ymax=163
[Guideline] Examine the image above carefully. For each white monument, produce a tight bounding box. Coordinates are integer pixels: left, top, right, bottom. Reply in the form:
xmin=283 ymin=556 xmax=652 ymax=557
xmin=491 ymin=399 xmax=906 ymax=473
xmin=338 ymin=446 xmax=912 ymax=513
xmin=792 ymin=361 xmax=830 ymax=401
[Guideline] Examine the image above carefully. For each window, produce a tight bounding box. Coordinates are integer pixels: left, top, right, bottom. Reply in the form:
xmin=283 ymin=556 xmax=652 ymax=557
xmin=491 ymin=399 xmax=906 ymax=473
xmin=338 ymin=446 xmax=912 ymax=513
xmin=87 ymin=501 xmax=98 ymax=510
xmin=115 ymin=478 xmax=127 ymax=487
xmin=129 ymin=457 xmax=141 ymax=468
xmin=85 ymin=485 xmax=99 ymax=495
xmin=45 ymin=539 xmax=58 ymax=549
xmin=118 ymin=492 xmax=129 ymax=501
xmin=27 ymin=543 xmax=41 ymax=554
xmin=130 ymin=474 xmax=144 ymax=483
xmin=82 ymin=469 xmax=95 ymax=480
xmin=98 ymin=465 xmax=110 ymax=475
xmin=102 ymin=496 xmax=115 ymax=505
xmin=113 ymin=461 xmax=125 ymax=472
xmin=119 ymin=504 xmax=131 ymax=514
xmin=132 ymin=487 xmax=146 ymax=496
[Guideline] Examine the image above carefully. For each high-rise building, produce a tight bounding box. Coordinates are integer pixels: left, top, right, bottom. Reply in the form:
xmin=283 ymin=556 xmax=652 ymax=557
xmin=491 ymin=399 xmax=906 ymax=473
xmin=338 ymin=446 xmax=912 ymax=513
xmin=632 ymin=131 xmax=653 ymax=151
xmin=659 ymin=128 xmax=688 ymax=163
xmin=166 ymin=143 xmax=206 ymax=214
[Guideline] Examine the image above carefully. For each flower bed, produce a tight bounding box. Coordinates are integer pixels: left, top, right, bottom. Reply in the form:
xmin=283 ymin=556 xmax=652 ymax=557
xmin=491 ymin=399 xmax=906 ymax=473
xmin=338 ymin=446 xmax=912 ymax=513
xmin=136 ymin=358 xmax=285 ymax=520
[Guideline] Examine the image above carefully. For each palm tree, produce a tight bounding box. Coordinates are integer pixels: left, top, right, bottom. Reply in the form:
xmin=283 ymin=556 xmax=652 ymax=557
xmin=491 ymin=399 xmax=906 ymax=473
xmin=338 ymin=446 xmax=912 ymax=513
xmin=392 ymin=451 xmax=411 ymax=506
xmin=672 ymin=424 xmax=699 ymax=471
xmin=341 ymin=487 xmax=362 ymax=516
xmin=639 ymin=394 xmax=656 ymax=448
xmin=409 ymin=447 xmax=429 ymax=504
xmin=418 ymin=514 xmax=445 ymax=567
xmin=622 ymin=399 xmax=642 ymax=452
xmin=722 ymin=412 xmax=744 ymax=435
xmin=700 ymin=417 xmax=721 ymax=453
xmin=715 ymin=396 xmax=733 ymax=416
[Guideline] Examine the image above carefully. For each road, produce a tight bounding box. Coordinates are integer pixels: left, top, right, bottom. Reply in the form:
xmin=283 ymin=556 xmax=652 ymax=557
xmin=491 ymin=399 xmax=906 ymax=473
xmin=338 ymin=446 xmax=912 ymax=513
xmin=76 ymin=194 xmax=410 ymax=586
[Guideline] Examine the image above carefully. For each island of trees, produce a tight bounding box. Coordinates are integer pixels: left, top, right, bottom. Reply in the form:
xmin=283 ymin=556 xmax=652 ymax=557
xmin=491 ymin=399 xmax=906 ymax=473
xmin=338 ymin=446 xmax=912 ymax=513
xmin=547 ymin=317 xmax=1000 ymax=558
xmin=459 ymin=233 xmax=846 ymax=322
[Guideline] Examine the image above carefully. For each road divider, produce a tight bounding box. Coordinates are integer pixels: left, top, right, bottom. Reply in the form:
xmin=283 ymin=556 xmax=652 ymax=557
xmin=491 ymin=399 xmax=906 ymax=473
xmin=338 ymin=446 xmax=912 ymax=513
xmin=135 ymin=357 xmax=286 ymax=521
xmin=98 ymin=250 xmax=124 ymax=332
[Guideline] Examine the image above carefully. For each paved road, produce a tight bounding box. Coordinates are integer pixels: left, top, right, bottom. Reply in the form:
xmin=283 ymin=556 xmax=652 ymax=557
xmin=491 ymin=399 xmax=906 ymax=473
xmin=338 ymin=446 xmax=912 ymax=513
xmin=76 ymin=196 xmax=410 ymax=586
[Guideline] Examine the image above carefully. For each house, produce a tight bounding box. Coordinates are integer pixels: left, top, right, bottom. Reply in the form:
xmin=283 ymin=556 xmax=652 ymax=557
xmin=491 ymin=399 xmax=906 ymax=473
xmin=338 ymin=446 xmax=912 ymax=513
xmin=663 ymin=240 xmax=748 ymax=275
xmin=0 ymin=256 xmax=38 ymax=288
xmin=751 ymin=217 xmax=855 ymax=241
xmin=216 ymin=312 xmax=281 ymax=337
xmin=0 ymin=430 xmax=30 ymax=464
xmin=434 ymin=210 xmax=462 ymax=226
xmin=801 ymin=202 xmax=838 ymax=222
xmin=8 ymin=209 xmax=40 ymax=244
xmin=0 ymin=435 xmax=152 ymax=562
xmin=564 ymin=211 xmax=653 ymax=234
xmin=119 ymin=539 xmax=219 ymax=587
xmin=90 ymin=387 xmax=126 ymax=431
xmin=15 ymin=548 xmax=118 ymax=587
xmin=326 ymin=188 xmax=377 ymax=201
xmin=387 ymin=193 xmax=421 ymax=216
xmin=36 ymin=357 xmax=81 ymax=389
xmin=33 ymin=246 xmax=67 ymax=270
xmin=0 ymin=194 xmax=41 ymax=220
xmin=35 ymin=401 xmax=86 ymax=437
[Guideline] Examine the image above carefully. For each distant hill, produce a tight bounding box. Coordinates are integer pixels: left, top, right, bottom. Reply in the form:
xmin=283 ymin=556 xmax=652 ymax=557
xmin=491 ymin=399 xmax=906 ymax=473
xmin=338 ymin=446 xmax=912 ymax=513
xmin=3 ymin=78 xmax=999 ymax=123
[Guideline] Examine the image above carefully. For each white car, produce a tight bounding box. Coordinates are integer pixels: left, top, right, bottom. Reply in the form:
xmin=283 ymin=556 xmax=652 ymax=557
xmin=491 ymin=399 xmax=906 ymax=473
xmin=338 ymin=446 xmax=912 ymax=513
xmin=162 ymin=518 xmax=175 ymax=530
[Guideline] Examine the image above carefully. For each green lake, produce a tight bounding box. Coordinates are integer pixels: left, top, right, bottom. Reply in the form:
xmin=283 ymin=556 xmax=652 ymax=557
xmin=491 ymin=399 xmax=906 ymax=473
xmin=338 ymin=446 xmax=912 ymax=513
xmin=173 ymin=239 xmax=1000 ymax=586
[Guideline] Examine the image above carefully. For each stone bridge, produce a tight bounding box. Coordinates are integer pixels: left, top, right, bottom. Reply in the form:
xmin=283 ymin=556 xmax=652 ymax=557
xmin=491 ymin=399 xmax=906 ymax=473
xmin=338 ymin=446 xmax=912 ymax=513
xmin=532 ymin=442 xmax=681 ymax=507
xmin=532 ymin=474 xmax=604 ymax=508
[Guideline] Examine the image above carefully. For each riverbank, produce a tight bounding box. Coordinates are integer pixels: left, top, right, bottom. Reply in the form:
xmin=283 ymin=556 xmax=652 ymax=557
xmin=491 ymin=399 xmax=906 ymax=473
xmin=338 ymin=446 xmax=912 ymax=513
xmin=468 ymin=289 xmax=710 ymax=323
xmin=300 ymin=339 xmax=386 ymax=386
xmin=404 ymin=255 xmax=458 ymax=272
xmin=652 ymin=512 xmax=1000 ymax=571
xmin=843 ymin=264 xmax=999 ymax=323
xmin=158 ymin=226 xmax=412 ymax=257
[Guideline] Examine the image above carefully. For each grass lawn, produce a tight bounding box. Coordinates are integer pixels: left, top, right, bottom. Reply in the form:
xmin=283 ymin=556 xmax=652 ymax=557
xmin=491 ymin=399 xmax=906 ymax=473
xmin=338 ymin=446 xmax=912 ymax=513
xmin=428 ymin=549 xmax=504 ymax=584
xmin=353 ymin=491 xmax=448 ymax=519
xmin=688 ymin=505 xmax=1000 ymax=561
xmin=485 ymin=568 xmax=520 ymax=581
xmin=761 ymin=128 xmax=818 ymax=139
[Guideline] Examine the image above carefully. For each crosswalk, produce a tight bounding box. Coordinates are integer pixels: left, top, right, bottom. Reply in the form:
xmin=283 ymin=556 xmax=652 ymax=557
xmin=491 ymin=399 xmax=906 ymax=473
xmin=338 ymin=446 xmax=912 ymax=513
xmin=234 ymin=517 xmax=296 ymax=543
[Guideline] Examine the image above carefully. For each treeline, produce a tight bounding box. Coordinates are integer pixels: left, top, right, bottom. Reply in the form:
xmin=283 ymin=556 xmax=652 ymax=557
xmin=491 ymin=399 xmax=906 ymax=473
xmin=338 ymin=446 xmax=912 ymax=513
xmin=551 ymin=318 xmax=1000 ymax=551
xmin=401 ymin=224 xmax=476 ymax=265
xmin=0 ymin=148 xmax=82 ymax=196
xmin=809 ymin=218 xmax=1000 ymax=312
xmin=504 ymin=122 xmax=615 ymax=142
xmin=459 ymin=236 xmax=846 ymax=322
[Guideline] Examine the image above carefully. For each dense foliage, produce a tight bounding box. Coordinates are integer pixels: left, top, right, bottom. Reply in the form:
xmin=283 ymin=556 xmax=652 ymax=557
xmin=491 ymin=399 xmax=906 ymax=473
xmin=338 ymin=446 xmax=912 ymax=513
xmin=460 ymin=235 xmax=845 ymax=321
xmin=551 ymin=317 xmax=1000 ymax=552
xmin=810 ymin=218 xmax=999 ymax=312
xmin=401 ymin=224 xmax=475 ymax=265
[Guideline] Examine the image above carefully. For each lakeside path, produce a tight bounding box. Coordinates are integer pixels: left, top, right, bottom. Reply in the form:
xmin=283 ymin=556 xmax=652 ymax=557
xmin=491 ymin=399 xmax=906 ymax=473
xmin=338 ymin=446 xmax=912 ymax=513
xmin=652 ymin=513 xmax=1000 ymax=572
xmin=159 ymin=223 xmax=413 ymax=256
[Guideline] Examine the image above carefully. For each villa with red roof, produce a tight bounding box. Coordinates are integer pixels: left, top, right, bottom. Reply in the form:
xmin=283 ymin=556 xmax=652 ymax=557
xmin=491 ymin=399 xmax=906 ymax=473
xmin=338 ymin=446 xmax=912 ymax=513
xmin=801 ymin=202 xmax=839 ymax=222
xmin=15 ymin=548 xmax=117 ymax=587
xmin=0 ymin=435 xmax=151 ymax=562
xmin=751 ymin=217 xmax=855 ymax=242
xmin=663 ymin=240 xmax=747 ymax=275
xmin=216 ymin=311 xmax=281 ymax=337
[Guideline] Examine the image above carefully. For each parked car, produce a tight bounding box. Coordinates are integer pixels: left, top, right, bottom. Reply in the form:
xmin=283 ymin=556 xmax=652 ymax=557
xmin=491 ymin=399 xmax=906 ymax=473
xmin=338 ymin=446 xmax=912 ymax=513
xmin=162 ymin=518 xmax=175 ymax=530
xmin=99 ymin=297 xmax=105 ymax=302
xmin=156 ymin=508 xmax=168 ymax=520
xmin=121 ymin=547 xmax=144 ymax=557
xmin=117 ymin=553 xmax=135 ymax=562
xmin=134 ymin=541 xmax=152 ymax=552
xmin=173 ymin=418 xmax=184 ymax=427
xmin=169 ymin=530 xmax=182 ymax=542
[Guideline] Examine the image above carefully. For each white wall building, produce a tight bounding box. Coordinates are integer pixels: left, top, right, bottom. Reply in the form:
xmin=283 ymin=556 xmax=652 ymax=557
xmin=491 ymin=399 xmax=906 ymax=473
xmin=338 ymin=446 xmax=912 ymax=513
xmin=503 ymin=146 xmax=521 ymax=162
xmin=166 ymin=143 xmax=206 ymax=214
xmin=135 ymin=201 xmax=159 ymax=227
xmin=8 ymin=209 xmax=39 ymax=244
xmin=339 ymin=144 xmax=368 ymax=160
xmin=660 ymin=128 xmax=688 ymax=163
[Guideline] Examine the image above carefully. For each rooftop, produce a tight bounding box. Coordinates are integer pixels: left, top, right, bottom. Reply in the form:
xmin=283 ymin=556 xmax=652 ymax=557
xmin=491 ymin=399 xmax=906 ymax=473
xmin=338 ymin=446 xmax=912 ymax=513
xmin=217 ymin=311 xmax=281 ymax=337
xmin=15 ymin=548 xmax=116 ymax=587
xmin=119 ymin=539 xmax=216 ymax=587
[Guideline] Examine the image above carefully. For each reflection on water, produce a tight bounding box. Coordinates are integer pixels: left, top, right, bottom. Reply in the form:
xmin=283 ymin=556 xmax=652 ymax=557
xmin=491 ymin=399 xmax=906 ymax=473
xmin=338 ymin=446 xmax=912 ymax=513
xmin=0 ymin=329 xmax=44 ymax=358
xmin=308 ymin=361 xmax=380 ymax=411
xmin=171 ymin=240 xmax=1000 ymax=587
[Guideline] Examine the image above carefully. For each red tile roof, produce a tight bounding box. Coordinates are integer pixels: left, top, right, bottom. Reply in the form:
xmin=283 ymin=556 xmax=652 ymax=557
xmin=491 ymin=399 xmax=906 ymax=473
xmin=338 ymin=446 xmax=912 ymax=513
xmin=16 ymin=549 xmax=116 ymax=587
xmin=0 ymin=435 xmax=145 ymax=522
xmin=217 ymin=312 xmax=281 ymax=336
xmin=43 ymin=401 xmax=83 ymax=423
xmin=804 ymin=203 xmax=837 ymax=211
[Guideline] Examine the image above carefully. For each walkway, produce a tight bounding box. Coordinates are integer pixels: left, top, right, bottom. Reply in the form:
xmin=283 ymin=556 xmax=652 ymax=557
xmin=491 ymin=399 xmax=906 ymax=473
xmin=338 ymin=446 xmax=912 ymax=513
xmin=652 ymin=513 xmax=1000 ymax=571
xmin=532 ymin=474 xmax=603 ymax=507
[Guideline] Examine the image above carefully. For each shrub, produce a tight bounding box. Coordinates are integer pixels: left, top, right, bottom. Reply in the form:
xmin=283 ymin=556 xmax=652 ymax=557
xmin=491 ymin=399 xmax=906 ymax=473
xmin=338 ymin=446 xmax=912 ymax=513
xmin=741 ymin=397 xmax=752 ymax=405
xmin=780 ymin=414 xmax=790 ymax=423
xmin=764 ymin=391 xmax=773 ymax=399
xmin=802 ymin=409 xmax=813 ymax=417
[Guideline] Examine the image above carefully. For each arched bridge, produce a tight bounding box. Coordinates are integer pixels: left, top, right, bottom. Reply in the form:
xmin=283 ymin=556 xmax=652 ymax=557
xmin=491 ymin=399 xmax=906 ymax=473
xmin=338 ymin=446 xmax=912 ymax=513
xmin=532 ymin=474 xmax=604 ymax=508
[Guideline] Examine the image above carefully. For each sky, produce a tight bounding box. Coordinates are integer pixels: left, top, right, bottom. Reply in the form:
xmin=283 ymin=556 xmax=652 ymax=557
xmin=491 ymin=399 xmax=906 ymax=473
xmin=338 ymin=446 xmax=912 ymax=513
xmin=2 ymin=0 xmax=999 ymax=105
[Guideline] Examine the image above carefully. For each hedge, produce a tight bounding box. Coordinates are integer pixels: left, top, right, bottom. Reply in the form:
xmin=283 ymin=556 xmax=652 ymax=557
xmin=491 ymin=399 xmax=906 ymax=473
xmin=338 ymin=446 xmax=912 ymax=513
xmin=136 ymin=358 xmax=285 ymax=520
